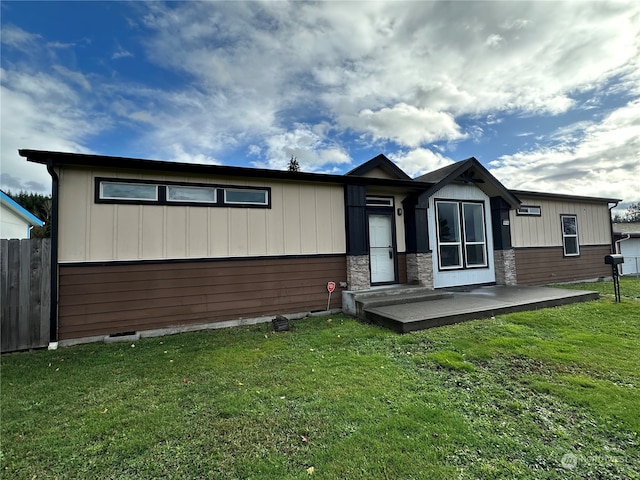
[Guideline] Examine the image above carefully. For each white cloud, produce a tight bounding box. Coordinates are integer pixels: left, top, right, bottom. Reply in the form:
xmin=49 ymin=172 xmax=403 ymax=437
xmin=1 ymin=1 xmax=639 ymax=193
xmin=52 ymin=65 xmax=92 ymax=92
xmin=112 ymin=48 xmax=134 ymax=60
xmin=255 ymin=125 xmax=351 ymax=172
xmin=485 ymin=34 xmax=504 ymax=48
xmin=489 ymin=98 xmax=640 ymax=204
xmin=389 ymin=148 xmax=455 ymax=178
xmin=0 ymin=24 xmax=40 ymax=50
xmin=0 ymin=71 xmax=98 ymax=193
xmin=132 ymin=1 xmax=639 ymax=159
xmin=346 ymin=103 xmax=466 ymax=147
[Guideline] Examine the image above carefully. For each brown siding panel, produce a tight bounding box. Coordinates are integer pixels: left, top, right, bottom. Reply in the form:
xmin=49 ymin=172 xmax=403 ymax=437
xmin=515 ymin=245 xmax=612 ymax=285
xmin=58 ymin=255 xmax=346 ymax=340
xmin=397 ymin=253 xmax=407 ymax=284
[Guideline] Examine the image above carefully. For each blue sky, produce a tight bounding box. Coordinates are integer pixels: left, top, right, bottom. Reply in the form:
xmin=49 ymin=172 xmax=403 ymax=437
xmin=1 ymin=1 xmax=639 ymax=211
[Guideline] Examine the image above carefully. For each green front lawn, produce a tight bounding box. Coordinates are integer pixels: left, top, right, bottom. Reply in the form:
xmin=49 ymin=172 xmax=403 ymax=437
xmin=552 ymin=276 xmax=640 ymax=299
xmin=1 ymin=282 xmax=639 ymax=479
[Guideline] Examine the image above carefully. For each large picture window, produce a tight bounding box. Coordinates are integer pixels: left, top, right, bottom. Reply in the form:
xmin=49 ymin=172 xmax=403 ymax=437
xmin=561 ymin=215 xmax=580 ymax=256
xmin=436 ymin=201 xmax=487 ymax=270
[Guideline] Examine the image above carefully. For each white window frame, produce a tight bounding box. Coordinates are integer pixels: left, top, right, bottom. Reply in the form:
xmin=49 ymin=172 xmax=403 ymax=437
xmin=223 ymin=188 xmax=269 ymax=206
xmin=436 ymin=201 xmax=463 ymax=270
xmin=517 ymin=205 xmax=542 ymax=216
xmin=561 ymin=215 xmax=580 ymax=257
xmin=99 ymin=182 xmax=158 ymax=201
xmin=366 ymin=196 xmax=394 ymax=207
xmin=462 ymin=202 xmax=488 ymax=268
xmin=436 ymin=200 xmax=488 ymax=270
xmin=167 ymin=185 xmax=217 ymax=204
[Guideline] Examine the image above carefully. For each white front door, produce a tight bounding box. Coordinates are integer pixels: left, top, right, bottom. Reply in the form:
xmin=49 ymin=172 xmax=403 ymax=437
xmin=369 ymin=214 xmax=395 ymax=283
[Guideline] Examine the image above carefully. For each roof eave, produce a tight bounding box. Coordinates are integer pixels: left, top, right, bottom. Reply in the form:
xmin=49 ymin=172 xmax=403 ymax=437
xmin=19 ymin=149 xmax=431 ymax=190
xmin=512 ymin=189 xmax=621 ymax=204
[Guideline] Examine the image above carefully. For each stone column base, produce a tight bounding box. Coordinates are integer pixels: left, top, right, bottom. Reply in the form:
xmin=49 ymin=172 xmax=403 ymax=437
xmin=406 ymin=252 xmax=434 ymax=289
xmin=346 ymin=255 xmax=370 ymax=291
xmin=494 ymin=249 xmax=517 ymax=286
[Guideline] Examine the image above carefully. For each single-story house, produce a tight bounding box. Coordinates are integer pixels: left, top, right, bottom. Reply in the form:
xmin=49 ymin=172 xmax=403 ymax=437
xmin=0 ymin=190 xmax=44 ymax=239
xmin=19 ymin=149 xmax=619 ymax=344
xmin=613 ymin=223 xmax=640 ymax=276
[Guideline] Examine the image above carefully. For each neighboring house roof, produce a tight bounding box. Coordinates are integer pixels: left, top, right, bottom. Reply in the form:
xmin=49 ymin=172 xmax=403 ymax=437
xmin=0 ymin=190 xmax=44 ymax=227
xmin=414 ymin=157 xmax=521 ymax=209
xmin=614 ymin=223 xmax=640 ymax=237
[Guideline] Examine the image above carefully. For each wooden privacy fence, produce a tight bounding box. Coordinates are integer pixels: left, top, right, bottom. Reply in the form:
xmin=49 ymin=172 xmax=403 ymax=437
xmin=1 ymin=238 xmax=51 ymax=353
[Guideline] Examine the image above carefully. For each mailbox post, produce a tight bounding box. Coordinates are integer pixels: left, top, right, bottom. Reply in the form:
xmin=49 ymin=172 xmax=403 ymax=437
xmin=604 ymin=254 xmax=624 ymax=302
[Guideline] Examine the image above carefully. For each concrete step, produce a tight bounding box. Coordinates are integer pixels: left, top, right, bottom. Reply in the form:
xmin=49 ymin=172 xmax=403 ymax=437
xmin=357 ymin=291 xmax=452 ymax=316
xmin=350 ymin=287 xmax=452 ymax=319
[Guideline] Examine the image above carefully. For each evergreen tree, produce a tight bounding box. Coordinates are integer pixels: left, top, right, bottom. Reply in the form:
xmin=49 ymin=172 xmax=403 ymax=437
xmin=287 ymin=155 xmax=300 ymax=172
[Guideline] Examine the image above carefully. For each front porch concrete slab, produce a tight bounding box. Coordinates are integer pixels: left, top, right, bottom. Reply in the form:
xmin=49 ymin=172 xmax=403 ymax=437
xmin=362 ymin=285 xmax=599 ymax=333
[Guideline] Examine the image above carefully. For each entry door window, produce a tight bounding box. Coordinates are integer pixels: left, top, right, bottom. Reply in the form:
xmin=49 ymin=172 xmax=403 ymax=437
xmin=369 ymin=214 xmax=395 ymax=283
xmin=436 ymin=201 xmax=487 ymax=270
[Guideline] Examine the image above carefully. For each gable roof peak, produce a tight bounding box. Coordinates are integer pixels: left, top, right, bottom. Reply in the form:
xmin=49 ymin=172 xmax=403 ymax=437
xmin=415 ymin=157 xmax=520 ymax=209
xmin=346 ymin=154 xmax=411 ymax=180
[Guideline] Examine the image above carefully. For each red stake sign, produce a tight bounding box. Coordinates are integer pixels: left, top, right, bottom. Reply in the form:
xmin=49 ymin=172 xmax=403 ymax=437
xmin=326 ymin=281 xmax=336 ymax=311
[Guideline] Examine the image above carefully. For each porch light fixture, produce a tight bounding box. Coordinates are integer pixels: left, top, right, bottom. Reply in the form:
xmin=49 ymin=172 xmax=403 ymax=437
xmin=397 ymin=208 xmax=402 ymax=216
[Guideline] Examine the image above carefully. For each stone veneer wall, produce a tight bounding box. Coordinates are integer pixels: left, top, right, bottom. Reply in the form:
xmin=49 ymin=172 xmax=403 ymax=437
xmin=494 ymin=249 xmax=517 ymax=286
xmin=406 ymin=252 xmax=434 ymax=289
xmin=346 ymin=255 xmax=371 ymax=291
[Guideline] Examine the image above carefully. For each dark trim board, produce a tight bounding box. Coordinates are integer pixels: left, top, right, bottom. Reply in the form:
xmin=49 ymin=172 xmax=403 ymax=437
xmin=59 ymin=252 xmax=346 ymax=268
xmin=514 ymin=245 xmax=612 ymax=285
xmin=57 ymin=255 xmax=347 ymax=340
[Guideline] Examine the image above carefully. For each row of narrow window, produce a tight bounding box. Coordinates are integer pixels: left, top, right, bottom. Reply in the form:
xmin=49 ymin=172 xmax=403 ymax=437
xmin=98 ymin=180 xmax=269 ymax=206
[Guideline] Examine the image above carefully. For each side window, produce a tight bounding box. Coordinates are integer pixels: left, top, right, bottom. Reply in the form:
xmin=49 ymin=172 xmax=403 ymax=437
xmin=100 ymin=182 xmax=158 ymax=201
xmin=96 ymin=178 xmax=270 ymax=208
xmin=561 ymin=215 xmax=579 ymax=256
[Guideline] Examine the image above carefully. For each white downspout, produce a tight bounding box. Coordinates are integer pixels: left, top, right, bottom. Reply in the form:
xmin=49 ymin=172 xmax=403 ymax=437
xmin=615 ymin=234 xmax=631 ymax=276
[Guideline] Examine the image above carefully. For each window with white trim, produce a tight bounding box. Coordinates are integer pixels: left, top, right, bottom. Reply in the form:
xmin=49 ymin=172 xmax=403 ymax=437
xmin=517 ymin=205 xmax=541 ymax=216
xmin=223 ymin=188 xmax=268 ymax=205
xmin=167 ymin=185 xmax=216 ymax=203
xmin=561 ymin=215 xmax=579 ymax=256
xmin=366 ymin=196 xmax=394 ymax=207
xmin=436 ymin=200 xmax=488 ymax=270
xmin=100 ymin=182 xmax=158 ymax=201
xmin=96 ymin=178 xmax=270 ymax=208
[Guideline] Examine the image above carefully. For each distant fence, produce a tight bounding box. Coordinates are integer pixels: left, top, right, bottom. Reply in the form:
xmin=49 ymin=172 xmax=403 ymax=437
xmin=1 ymin=238 xmax=51 ymax=353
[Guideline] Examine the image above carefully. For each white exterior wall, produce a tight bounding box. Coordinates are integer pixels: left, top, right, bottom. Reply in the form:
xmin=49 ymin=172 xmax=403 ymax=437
xmin=0 ymin=204 xmax=32 ymax=239
xmin=619 ymin=238 xmax=640 ymax=275
xmin=57 ymin=167 xmax=346 ymax=262
xmin=428 ymin=183 xmax=495 ymax=288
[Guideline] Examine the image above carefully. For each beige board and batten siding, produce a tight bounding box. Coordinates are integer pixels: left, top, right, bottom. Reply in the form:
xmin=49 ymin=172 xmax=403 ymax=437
xmin=510 ymin=196 xmax=611 ymax=248
xmin=57 ymin=167 xmax=346 ymax=262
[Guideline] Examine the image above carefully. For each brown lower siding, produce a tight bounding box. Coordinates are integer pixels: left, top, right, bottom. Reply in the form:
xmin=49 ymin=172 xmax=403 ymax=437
xmin=58 ymin=255 xmax=346 ymax=340
xmin=397 ymin=253 xmax=407 ymax=284
xmin=514 ymin=245 xmax=612 ymax=285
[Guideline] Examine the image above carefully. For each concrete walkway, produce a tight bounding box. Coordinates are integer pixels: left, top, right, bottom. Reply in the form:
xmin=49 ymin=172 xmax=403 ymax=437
xmin=359 ymin=285 xmax=599 ymax=333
